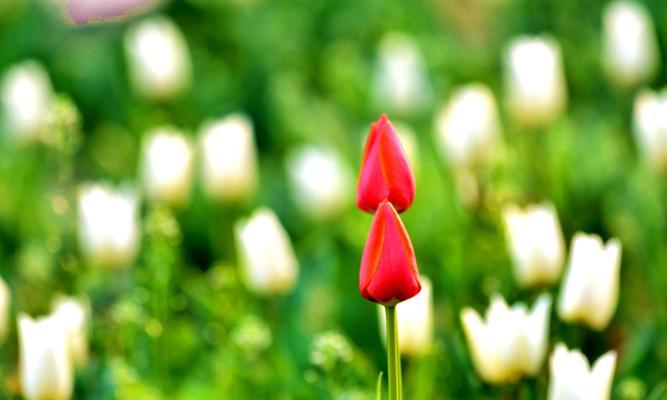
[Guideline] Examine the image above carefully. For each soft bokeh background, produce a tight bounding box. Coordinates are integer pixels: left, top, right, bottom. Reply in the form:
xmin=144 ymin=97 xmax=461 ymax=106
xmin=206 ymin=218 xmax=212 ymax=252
xmin=1 ymin=0 xmax=667 ymax=398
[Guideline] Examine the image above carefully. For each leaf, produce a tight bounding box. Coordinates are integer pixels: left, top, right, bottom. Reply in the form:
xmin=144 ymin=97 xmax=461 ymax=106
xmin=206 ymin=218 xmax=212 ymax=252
xmin=376 ymin=371 xmax=383 ymax=400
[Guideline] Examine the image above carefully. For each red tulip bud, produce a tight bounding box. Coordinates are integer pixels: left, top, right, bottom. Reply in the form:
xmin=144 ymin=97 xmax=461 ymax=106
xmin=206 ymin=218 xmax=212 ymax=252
xmin=360 ymin=201 xmax=421 ymax=305
xmin=357 ymin=114 xmax=416 ymax=213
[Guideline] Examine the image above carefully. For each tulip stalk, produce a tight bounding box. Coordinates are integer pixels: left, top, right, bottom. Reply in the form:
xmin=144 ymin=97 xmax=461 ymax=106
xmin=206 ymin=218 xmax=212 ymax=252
xmin=385 ymin=305 xmax=401 ymax=400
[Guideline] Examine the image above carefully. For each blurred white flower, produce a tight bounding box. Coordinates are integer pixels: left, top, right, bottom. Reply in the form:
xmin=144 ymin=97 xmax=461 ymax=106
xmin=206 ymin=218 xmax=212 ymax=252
xmin=1 ymin=60 xmax=53 ymax=141
xmin=124 ymin=16 xmax=191 ymax=100
xmin=52 ymin=297 xmax=90 ymax=368
xmin=77 ymin=184 xmax=140 ymax=269
xmin=60 ymin=0 xmax=158 ymax=25
xmin=378 ymin=276 xmax=433 ymax=358
xmin=374 ymin=33 xmax=430 ymax=114
xmin=0 ymin=276 xmax=9 ymax=343
xmin=548 ymin=343 xmax=616 ymax=400
xmin=502 ymin=203 xmax=565 ymax=287
xmin=200 ymin=114 xmax=259 ymax=202
xmin=461 ymin=293 xmax=551 ymax=384
xmin=141 ymin=127 xmax=194 ymax=207
xmin=602 ymin=1 xmax=659 ymax=88
xmin=286 ymin=145 xmax=353 ymax=219
xmin=18 ymin=313 xmax=73 ymax=400
xmin=435 ymin=84 xmax=501 ymax=169
xmin=558 ymin=233 xmax=621 ymax=331
xmin=235 ymin=208 xmax=298 ymax=295
xmin=633 ymin=88 xmax=667 ymax=172
xmin=505 ymin=36 xmax=567 ymax=127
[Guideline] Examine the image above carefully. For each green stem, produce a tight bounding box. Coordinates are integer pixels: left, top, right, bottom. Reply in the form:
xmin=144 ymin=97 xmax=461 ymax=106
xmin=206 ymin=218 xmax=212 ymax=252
xmin=385 ymin=305 xmax=402 ymax=400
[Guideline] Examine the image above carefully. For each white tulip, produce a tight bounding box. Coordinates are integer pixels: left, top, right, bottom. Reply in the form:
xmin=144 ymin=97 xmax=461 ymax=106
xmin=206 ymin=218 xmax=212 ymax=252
xmin=124 ymin=16 xmax=191 ymax=100
xmin=435 ymin=84 xmax=501 ymax=169
xmin=1 ymin=60 xmax=53 ymax=141
xmin=502 ymin=203 xmax=565 ymax=287
xmin=286 ymin=146 xmax=353 ymax=219
xmin=374 ymin=33 xmax=430 ymax=114
xmin=141 ymin=127 xmax=194 ymax=206
xmin=77 ymin=184 xmax=140 ymax=269
xmin=18 ymin=313 xmax=73 ymax=400
xmin=235 ymin=208 xmax=298 ymax=295
xmin=200 ymin=114 xmax=258 ymax=202
xmin=633 ymin=89 xmax=667 ymax=172
xmin=378 ymin=276 xmax=433 ymax=358
xmin=505 ymin=36 xmax=567 ymax=127
xmin=0 ymin=276 xmax=9 ymax=343
xmin=602 ymin=1 xmax=659 ymax=88
xmin=52 ymin=297 xmax=89 ymax=368
xmin=558 ymin=233 xmax=621 ymax=331
xmin=461 ymin=293 xmax=551 ymax=384
xmin=548 ymin=343 xmax=616 ymax=400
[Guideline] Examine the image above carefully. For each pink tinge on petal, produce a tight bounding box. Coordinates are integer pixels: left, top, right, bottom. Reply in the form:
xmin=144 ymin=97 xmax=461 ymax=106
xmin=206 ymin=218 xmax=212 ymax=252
xmin=66 ymin=0 xmax=155 ymax=25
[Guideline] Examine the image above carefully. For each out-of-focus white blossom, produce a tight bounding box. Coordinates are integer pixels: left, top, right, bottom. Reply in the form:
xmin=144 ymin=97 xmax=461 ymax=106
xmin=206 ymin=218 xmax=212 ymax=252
xmin=505 ymin=36 xmax=567 ymax=127
xmin=461 ymin=293 xmax=551 ymax=384
xmin=77 ymin=184 xmax=140 ymax=269
xmin=548 ymin=343 xmax=616 ymax=400
xmin=18 ymin=313 xmax=73 ymax=400
xmin=502 ymin=203 xmax=565 ymax=287
xmin=378 ymin=276 xmax=433 ymax=358
xmin=374 ymin=33 xmax=430 ymax=115
xmin=124 ymin=16 xmax=191 ymax=100
xmin=141 ymin=127 xmax=194 ymax=206
xmin=435 ymin=84 xmax=501 ymax=169
xmin=0 ymin=276 xmax=9 ymax=343
xmin=286 ymin=145 xmax=353 ymax=219
xmin=235 ymin=208 xmax=298 ymax=295
xmin=200 ymin=114 xmax=259 ymax=202
xmin=633 ymin=89 xmax=667 ymax=172
xmin=558 ymin=233 xmax=621 ymax=331
xmin=52 ymin=297 xmax=90 ymax=368
xmin=602 ymin=1 xmax=659 ymax=88
xmin=1 ymin=61 xmax=53 ymax=141
xmin=60 ymin=0 xmax=158 ymax=25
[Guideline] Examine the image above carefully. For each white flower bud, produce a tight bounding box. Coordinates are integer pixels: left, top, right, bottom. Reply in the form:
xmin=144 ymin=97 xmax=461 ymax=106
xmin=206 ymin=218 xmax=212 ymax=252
xmin=0 ymin=276 xmax=9 ymax=343
xmin=52 ymin=297 xmax=90 ymax=368
xmin=633 ymin=88 xmax=667 ymax=172
xmin=235 ymin=208 xmax=299 ymax=295
xmin=435 ymin=84 xmax=501 ymax=169
xmin=77 ymin=184 xmax=140 ymax=269
xmin=558 ymin=233 xmax=621 ymax=331
xmin=18 ymin=313 xmax=73 ymax=400
xmin=124 ymin=16 xmax=191 ymax=100
xmin=200 ymin=114 xmax=259 ymax=202
xmin=1 ymin=61 xmax=53 ymax=141
xmin=286 ymin=145 xmax=353 ymax=219
xmin=461 ymin=293 xmax=551 ymax=383
xmin=502 ymin=203 xmax=565 ymax=287
xmin=602 ymin=1 xmax=659 ymax=88
xmin=505 ymin=36 xmax=567 ymax=127
xmin=141 ymin=127 xmax=194 ymax=206
xmin=548 ymin=343 xmax=616 ymax=400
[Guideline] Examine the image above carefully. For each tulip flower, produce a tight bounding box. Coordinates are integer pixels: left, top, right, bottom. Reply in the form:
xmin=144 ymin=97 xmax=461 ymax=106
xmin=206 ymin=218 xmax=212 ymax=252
xmin=141 ymin=127 xmax=194 ymax=207
xmin=633 ymin=89 xmax=667 ymax=172
xmin=63 ymin=0 xmax=157 ymax=25
xmin=502 ymin=203 xmax=565 ymax=288
xmin=77 ymin=183 xmax=140 ymax=269
xmin=235 ymin=208 xmax=299 ymax=295
xmin=602 ymin=1 xmax=659 ymax=88
xmin=286 ymin=145 xmax=353 ymax=219
xmin=1 ymin=60 xmax=53 ymax=141
xmin=18 ymin=313 xmax=74 ymax=400
xmin=52 ymin=297 xmax=90 ymax=368
xmin=460 ymin=293 xmax=552 ymax=384
xmin=378 ymin=276 xmax=433 ymax=357
xmin=505 ymin=36 xmax=567 ymax=127
xmin=357 ymin=115 xmax=415 ymax=214
xmin=558 ymin=233 xmax=622 ymax=331
xmin=124 ymin=16 xmax=191 ymax=100
xmin=435 ymin=84 xmax=501 ymax=169
xmin=0 ymin=276 xmax=8 ymax=343
xmin=374 ymin=33 xmax=430 ymax=114
xmin=391 ymin=122 xmax=419 ymax=171
xmin=548 ymin=343 xmax=616 ymax=400
xmin=359 ymin=201 xmax=421 ymax=305
xmin=200 ymin=114 xmax=259 ymax=202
